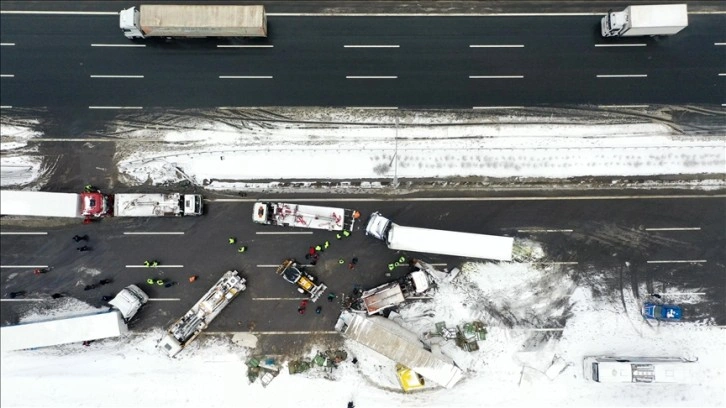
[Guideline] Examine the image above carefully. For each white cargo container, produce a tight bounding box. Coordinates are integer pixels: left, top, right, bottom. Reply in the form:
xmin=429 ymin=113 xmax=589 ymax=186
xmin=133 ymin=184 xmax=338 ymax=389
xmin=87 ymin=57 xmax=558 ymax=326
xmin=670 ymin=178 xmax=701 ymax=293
xmin=601 ymin=4 xmax=688 ymax=37
xmin=120 ymin=5 xmax=267 ymax=40
xmin=365 ymin=212 xmax=513 ymax=261
xmin=0 ymin=285 xmax=148 ymax=352
xmin=114 ymin=193 xmax=203 ymax=217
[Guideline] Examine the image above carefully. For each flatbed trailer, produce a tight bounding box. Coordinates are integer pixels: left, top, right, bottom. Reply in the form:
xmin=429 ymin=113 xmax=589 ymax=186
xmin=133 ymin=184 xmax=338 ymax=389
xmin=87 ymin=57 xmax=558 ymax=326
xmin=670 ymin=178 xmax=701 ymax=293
xmin=114 ymin=193 xmax=203 ymax=217
xmin=253 ymin=202 xmax=359 ymax=232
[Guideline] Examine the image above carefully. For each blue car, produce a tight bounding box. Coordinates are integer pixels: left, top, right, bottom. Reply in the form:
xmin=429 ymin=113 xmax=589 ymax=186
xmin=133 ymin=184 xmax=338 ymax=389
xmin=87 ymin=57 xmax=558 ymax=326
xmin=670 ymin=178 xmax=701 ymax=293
xmin=642 ymin=303 xmax=682 ymax=321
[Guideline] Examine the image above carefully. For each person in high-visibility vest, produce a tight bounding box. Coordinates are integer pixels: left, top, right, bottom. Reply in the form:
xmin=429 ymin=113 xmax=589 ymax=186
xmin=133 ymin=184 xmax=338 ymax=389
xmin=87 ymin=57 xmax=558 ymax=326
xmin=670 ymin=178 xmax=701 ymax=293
xmin=238 ymin=246 xmax=247 ymax=253
xmin=342 ymin=230 xmax=351 ymax=237
xmin=156 ymin=279 xmax=164 ymax=286
xmin=387 ymin=264 xmax=395 ymax=271
xmin=229 ymin=237 xmax=236 ymax=244
xmin=144 ymin=260 xmax=150 ymax=268
xmin=338 ymin=258 xmax=345 ymax=264
xmin=324 ymin=241 xmax=330 ymax=249
xmin=146 ymin=278 xmax=154 ymax=285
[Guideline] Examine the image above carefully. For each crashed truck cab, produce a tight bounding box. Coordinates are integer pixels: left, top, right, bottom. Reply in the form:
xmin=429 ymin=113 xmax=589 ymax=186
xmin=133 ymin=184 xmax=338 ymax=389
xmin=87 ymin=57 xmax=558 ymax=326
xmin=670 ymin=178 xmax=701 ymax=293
xmin=80 ymin=191 xmax=111 ymax=220
xmin=119 ymin=7 xmax=144 ymax=39
xmin=365 ymin=212 xmax=392 ymax=240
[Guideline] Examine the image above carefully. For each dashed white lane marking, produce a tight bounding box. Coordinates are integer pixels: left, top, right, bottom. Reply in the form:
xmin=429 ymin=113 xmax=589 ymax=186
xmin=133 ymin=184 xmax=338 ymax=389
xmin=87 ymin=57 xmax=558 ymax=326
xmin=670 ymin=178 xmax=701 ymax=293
xmin=596 ymin=74 xmax=647 ymax=78
xmin=719 ymin=73 xmax=726 ymax=76
xmin=0 ymin=43 xmax=15 ymax=46
xmin=473 ymin=106 xmax=524 ymax=109
xmin=147 ymin=298 xmax=181 ymax=301
xmin=346 ymin=106 xmax=398 ymax=110
xmin=0 ymin=232 xmax=48 ymax=235
xmin=0 ymin=105 xmax=12 ymax=109
xmin=256 ymin=231 xmax=313 ymax=235
xmin=257 ymin=264 xmax=281 ymax=268
xmin=646 ymin=260 xmax=707 ymax=264
xmin=125 ymin=265 xmax=184 ymax=268
xmin=1 ymin=74 xmax=15 ymax=78
xmin=346 ymin=76 xmax=398 ymax=79
xmin=344 ymin=45 xmax=400 ymax=48
xmin=0 ymin=265 xmax=49 ymax=268
xmin=469 ymin=44 xmax=524 ymax=48
xmin=219 ymin=76 xmax=273 ymax=79
xmin=666 ymin=292 xmax=706 ymax=296
xmin=90 ymin=75 xmax=144 ymax=78
xmin=598 ymin=104 xmax=649 ymax=108
xmin=645 ymin=227 xmax=701 ymax=231
xmin=517 ymin=229 xmax=573 ymax=233
xmin=91 ymin=43 xmax=146 ymax=47
xmin=88 ymin=106 xmax=143 ymax=109
xmin=594 ymin=43 xmax=646 ymax=47
xmin=253 ymin=297 xmax=307 ymax=301
xmin=469 ymin=75 xmax=523 ymax=79
xmin=1 ymin=299 xmax=44 ymax=302
xmin=248 ymin=331 xmax=338 ymax=335
xmin=1 ymin=11 xmax=117 ymax=15
xmin=217 ymin=45 xmax=274 ymax=48
xmin=123 ymin=232 xmax=185 ymax=235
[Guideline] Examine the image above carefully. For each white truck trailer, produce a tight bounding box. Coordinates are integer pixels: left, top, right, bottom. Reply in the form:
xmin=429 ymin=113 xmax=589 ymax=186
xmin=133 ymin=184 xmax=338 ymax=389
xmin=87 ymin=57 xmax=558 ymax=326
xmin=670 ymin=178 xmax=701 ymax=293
xmin=158 ymin=270 xmax=246 ymax=357
xmin=253 ymin=202 xmax=360 ymax=232
xmin=120 ymin=5 xmax=267 ymax=40
xmin=365 ymin=212 xmax=513 ymax=261
xmin=114 ymin=193 xmax=203 ymax=217
xmin=0 ymin=190 xmax=111 ymax=219
xmin=601 ymin=4 xmax=688 ymax=37
xmin=1 ymin=285 xmax=148 ymax=352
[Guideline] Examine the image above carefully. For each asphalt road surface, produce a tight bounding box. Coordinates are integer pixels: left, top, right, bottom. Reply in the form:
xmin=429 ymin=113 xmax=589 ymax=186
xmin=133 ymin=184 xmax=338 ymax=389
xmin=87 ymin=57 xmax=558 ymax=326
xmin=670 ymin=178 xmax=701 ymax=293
xmin=1 ymin=10 xmax=725 ymax=109
xmin=2 ymin=193 xmax=725 ymax=353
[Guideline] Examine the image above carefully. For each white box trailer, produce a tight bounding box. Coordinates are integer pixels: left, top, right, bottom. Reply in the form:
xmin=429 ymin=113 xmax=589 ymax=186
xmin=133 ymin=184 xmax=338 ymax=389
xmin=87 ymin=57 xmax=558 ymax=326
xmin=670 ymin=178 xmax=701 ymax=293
xmin=1 ymin=285 xmax=148 ymax=352
xmin=120 ymin=5 xmax=267 ymax=40
xmin=1 ymin=190 xmax=82 ymax=218
xmin=601 ymin=4 xmax=688 ymax=37
xmin=114 ymin=193 xmax=203 ymax=217
xmin=366 ymin=212 xmax=513 ymax=261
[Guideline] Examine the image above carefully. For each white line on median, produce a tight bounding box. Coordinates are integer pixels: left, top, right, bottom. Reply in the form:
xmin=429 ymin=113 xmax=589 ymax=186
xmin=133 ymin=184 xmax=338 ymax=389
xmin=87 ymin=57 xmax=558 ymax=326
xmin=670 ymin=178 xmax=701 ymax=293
xmin=219 ymin=76 xmax=273 ymax=79
xmin=596 ymin=74 xmax=647 ymax=78
xmin=344 ymin=45 xmax=400 ymax=48
xmin=517 ymin=229 xmax=574 ymax=233
xmin=123 ymin=232 xmax=185 ymax=235
xmin=91 ymin=43 xmax=146 ymax=47
xmin=217 ymin=45 xmax=274 ymax=48
xmin=256 ymin=231 xmax=313 ymax=235
xmin=469 ymin=75 xmax=523 ymax=79
xmin=469 ymin=44 xmax=524 ymax=48
xmin=1 ymin=74 xmax=15 ymax=78
xmin=0 ymin=232 xmax=48 ymax=235
xmin=0 ymin=43 xmax=15 ymax=46
xmin=90 ymin=75 xmax=144 ymax=78
xmin=645 ymin=227 xmax=701 ymax=231
xmin=88 ymin=106 xmax=143 ymax=109
xmin=594 ymin=43 xmax=646 ymax=47
xmin=346 ymin=76 xmax=398 ymax=79
xmin=0 ymin=265 xmax=49 ymax=268
xmin=125 ymin=265 xmax=184 ymax=268
xmin=646 ymin=260 xmax=707 ymax=264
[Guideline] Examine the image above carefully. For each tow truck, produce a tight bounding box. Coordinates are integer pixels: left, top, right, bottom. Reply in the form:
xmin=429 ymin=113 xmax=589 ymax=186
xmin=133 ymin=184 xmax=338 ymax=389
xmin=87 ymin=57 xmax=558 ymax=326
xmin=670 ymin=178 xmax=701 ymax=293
xmin=276 ymin=259 xmax=327 ymax=302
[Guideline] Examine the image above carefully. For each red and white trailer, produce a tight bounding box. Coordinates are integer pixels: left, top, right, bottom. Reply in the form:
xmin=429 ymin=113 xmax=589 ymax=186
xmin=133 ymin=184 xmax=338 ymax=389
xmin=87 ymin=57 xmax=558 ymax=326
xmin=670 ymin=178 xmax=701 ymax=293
xmin=253 ymin=202 xmax=359 ymax=232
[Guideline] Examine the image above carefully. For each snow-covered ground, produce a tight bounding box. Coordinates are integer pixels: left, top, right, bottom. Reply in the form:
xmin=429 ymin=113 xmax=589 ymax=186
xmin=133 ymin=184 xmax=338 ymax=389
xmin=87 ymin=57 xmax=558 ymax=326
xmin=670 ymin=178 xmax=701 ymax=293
xmin=2 ymin=262 xmax=724 ymax=408
xmin=0 ymin=121 xmax=44 ymax=188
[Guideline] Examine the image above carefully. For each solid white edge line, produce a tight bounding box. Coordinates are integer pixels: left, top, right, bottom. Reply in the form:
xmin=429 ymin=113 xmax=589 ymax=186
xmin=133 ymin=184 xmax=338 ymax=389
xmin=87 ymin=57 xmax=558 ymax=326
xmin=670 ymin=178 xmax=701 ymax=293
xmin=644 ymin=227 xmax=701 ymax=231
xmin=646 ymin=260 xmax=707 ymax=264
xmin=214 ymin=194 xmax=726 ymax=202
xmin=525 ymin=262 xmax=579 ymax=265
xmin=219 ymin=76 xmax=273 ymax=79
xmin=596 ymin=74 xmax=648 ymax=78
xmin=666 ymin=292 xmax=706 ymax=296
xmin=0 ymin=265 xmax=49 ymax=268
xmin=1 ymin=11 xmax=117 ymax=15
xmin=473 ymin=106 xmax=524 ymax=109
xmin=346 ymin=106 xmax=398 ymax=110
xmin=123 ymin=232 xmax=185 ymax=235
xmin=255 ymin=231 xmax=314 ymax=235
xmin=594 ymin=43 xmax=646 ymax=47
xmin=598 ymin=105 xmax=649 ymax=108
xmin=91 ymin=44 xmax=146 ymax=47
xmin=242 ymin=331 xmax=339 ymax=335
xmin=344 ymin=45 xmax=400 ymax=48
xmin=346 ymin=76 xmax=398 ymax=79
xmin=0 ymin=43 xmax=15 ymax=46
xmin=217 ymin=45 xmax=274 ymax=48
xmin=0 ymin=232 xmax=48 ymax=235
xmin=469 ymin=44 xmax=524 ymax=48
xmin=88 ymin=106 xmax=142 ymax=109
xmin=125 ymin=265 xmax=184 ymax=268
xmin=90 ymin=75 xmax=144 ymax=78
xmin=517 ymin=229 xmax=574 ymax=233
xmin=4 ymin=11 xmax=726 ymax=17
xmin=469 ymin=75 xmax=523 ymax=79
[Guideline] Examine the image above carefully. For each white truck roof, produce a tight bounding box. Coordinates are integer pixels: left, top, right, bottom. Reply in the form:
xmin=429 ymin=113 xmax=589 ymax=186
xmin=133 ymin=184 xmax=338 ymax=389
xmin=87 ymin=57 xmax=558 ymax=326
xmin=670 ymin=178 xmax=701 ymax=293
xmin=108 ymin=285 xmax=149 ymax=320
xmin=114 ymin=193 xmax=186 ymax=217
xmin=335 ymin=311 xmax=464 ymax=389
xmin=388 ymin=224 xmax=513 ymax=261
xmin=139 ymin=5 xmax=266 ymax=37
xmin=0 ymin=190 xmax=81 ymax=218
xmin=628 ymin=4 xmax=688 ymax=29
xmin=1 ymin=311 xmax=127 ymax=351
xmin=361 ymin=282 xmax=406 ymax=315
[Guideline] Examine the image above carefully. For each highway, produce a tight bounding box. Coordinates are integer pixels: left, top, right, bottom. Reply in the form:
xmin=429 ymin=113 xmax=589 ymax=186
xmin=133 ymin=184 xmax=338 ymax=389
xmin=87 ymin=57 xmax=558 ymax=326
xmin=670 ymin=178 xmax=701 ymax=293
xmin=1 ymin=11 xmax=725 ymax=109
xmin=2 ymin=194 xmax=724 ymax=353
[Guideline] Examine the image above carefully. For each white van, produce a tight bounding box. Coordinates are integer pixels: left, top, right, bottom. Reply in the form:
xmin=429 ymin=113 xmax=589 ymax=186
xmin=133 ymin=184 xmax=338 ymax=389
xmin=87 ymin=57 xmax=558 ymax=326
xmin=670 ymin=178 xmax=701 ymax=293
xmin=583 ymin=356 xmax=697 ymax=383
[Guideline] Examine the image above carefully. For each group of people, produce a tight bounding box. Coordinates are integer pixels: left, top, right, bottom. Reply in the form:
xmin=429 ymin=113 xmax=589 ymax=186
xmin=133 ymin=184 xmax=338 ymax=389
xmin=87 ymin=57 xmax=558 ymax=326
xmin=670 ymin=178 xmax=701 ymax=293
xmin=73 ymin=234 xmax=90 ymax=252
xmin=84 ymin=278 xmax=113 ymax=291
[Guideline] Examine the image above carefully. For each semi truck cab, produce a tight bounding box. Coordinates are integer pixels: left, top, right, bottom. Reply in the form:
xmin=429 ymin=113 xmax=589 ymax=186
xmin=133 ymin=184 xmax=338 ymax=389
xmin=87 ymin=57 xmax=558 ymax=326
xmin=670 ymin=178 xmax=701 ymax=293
xmin=119 ymin=7 xmax=144 ymax=39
